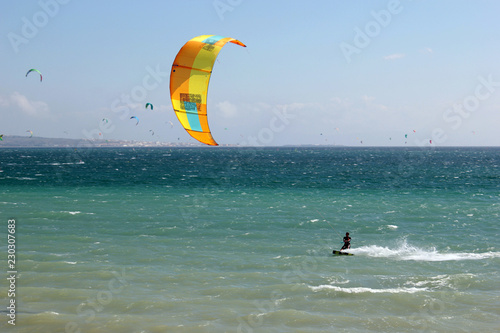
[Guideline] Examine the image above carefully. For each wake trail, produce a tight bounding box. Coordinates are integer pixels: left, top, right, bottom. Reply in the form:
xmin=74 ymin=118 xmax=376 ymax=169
xmin=348 ymin=239 xmax=500 ymax=261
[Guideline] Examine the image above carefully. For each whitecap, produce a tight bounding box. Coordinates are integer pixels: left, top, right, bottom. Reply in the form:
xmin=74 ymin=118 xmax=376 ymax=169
xmin=349 ymin=239 xmax=500 ymax=261
xmin=378 ymin=224 xmax=398 ymax=231
xmin=310 ymin=285 xmax=426 ymax=294
xmin=38 ymin=311 xmax=60 ymax=316
xmin=405 ymin=273 xmax=475 ymax=289
xmin=161 ymin=226 xmax=177 ymax=230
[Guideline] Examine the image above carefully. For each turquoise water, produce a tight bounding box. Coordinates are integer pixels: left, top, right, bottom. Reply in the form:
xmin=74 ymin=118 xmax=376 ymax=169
xmin=1 ymin=147 xmax=499 ymax=332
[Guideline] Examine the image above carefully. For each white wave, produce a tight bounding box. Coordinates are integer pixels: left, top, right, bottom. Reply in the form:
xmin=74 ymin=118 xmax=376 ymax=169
xmin=405 ymin=273 xmax=476 ymax=289
xmin=327 ymin=276 xmax=350 ymax=285
xmin=349 ymin=239 xmax=500 ymax=261
xmin=378 ymin=224 xmax=398 ymax=231
xmin=38 ymin=162 xmax=83 ymax=166
xmin=40 ymin=311 xmax=60 ymax=316
xmin=67 ymin=211 xmax=81 ymax=215
xmin=311 ymin=285 xmax=426 ymax=294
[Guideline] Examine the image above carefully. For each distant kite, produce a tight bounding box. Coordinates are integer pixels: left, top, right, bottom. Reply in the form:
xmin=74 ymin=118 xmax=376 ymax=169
xmin=26 ymin=69 xmax=42 ymax=82
xmin=26 ymin=130 xmax=33 ymax=138
xmin=130 ymin=116 xmax=139 ymax=125
xmin=145 ymin=103 xmax=153 ymax=110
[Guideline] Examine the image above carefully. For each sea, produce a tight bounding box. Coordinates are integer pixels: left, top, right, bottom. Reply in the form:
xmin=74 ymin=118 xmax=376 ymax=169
xmin=0 ymin=146 xmax=499 ymax=333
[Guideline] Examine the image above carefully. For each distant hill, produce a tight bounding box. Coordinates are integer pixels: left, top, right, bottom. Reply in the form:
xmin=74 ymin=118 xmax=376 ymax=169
xmin=0 ymin=135 xmax=202 ymax=148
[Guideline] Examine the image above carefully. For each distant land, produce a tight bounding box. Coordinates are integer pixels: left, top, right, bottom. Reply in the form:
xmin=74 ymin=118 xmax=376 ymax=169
xmin=0 ymin=135 xmax=345 ymax=148
xmin=2 ymin=135 xmax=483 ymax=149
xmin=0 ymin=135 xmax=205 ymax=148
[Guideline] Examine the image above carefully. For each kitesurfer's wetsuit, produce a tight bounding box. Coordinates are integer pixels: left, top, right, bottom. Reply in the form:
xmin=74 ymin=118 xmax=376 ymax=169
xmin=341 ymin=235 xmax=351 ymax=250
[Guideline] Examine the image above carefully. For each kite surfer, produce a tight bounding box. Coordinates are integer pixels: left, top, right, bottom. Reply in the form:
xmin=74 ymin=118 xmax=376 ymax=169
xmin=340 ymin=232 xmax=351 ymax=252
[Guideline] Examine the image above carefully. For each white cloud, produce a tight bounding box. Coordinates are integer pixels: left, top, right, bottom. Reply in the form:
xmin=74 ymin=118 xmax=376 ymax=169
xmin=8 ymin=92 xmax=50 ymax=117
xmin=362 ymin=95 xmax=388 ymax=111
xmin=383 ymin=53 xmax=406 ymax=60
xmin=216 ymin=100 xmax=238 ymax=118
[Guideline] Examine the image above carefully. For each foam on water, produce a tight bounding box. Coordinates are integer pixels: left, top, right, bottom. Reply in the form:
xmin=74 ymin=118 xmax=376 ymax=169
xmin=310 ymin=285 xmax=426 ymax=294
xmin=350 ymin=238 xmax=500 ymax=261
xmin=404 ymin=273 xmax=477 ymax=289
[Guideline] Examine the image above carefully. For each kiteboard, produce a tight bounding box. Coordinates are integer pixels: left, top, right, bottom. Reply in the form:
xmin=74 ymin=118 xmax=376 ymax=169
xmin=332 ymin=250 xmax=353 ymax=256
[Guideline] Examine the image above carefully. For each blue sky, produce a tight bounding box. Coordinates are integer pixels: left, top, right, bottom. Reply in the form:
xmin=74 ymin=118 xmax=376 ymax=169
xmin=1 ymin=0 xmax=500 ymax=146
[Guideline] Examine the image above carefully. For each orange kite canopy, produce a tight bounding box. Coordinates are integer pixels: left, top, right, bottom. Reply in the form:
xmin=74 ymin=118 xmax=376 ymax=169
xmin=169 ymin=35 xmax=246 ymax=146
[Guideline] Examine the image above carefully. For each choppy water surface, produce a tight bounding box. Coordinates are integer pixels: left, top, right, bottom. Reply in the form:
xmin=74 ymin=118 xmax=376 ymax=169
xmin=1 ymin=147 xmax=499 ymax=332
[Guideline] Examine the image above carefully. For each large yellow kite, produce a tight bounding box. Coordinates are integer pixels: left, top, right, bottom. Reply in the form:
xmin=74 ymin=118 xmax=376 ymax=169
xmin=170 ymin=35 xmax=246 ymax=146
